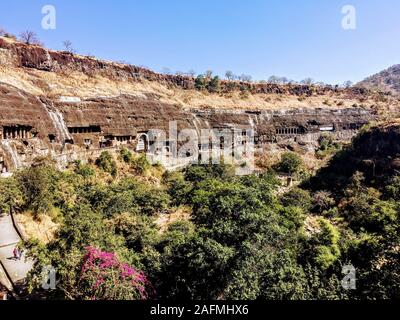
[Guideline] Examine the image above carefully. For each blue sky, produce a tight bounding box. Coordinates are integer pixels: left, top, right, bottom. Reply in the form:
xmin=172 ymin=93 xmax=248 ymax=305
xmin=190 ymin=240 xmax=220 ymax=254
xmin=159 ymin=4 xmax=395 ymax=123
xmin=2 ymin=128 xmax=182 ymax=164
xmin=1 ymin=0 xmax=399 ymax=84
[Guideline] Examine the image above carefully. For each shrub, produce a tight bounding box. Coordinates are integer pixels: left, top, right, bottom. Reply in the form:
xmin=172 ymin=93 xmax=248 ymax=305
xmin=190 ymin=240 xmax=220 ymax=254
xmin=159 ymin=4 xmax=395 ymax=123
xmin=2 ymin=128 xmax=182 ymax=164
xmin=4 ymin=33 xmax=17 ymax=40
xmin=120 ymin=148 xmax=133 ymax=164
xmin=79 ymin=247 xmax=152 ymax=300
xmin=0 ymin=27 xmax=16 ymax=40
xmin=195 ymin=75 xmax=207 ymax=90
xmin=131 ymin=154 xmax=150 ymax=175
xmin=316 ymin=135 xmax=342 ymax=159
xmin=96 ymin=151 xmax=117 ymax=176
xmin=313 ymin=218 xmax=340 ymax=270
xmin=207 ymin=76 xmax=221 ymax=93
xmin=385 ymin=175 xmax=400 ymax=201
xmin=312 ymin=191 xmax=335 ymax=213
xmin=74 ymin=161 xmax=95 ymax=178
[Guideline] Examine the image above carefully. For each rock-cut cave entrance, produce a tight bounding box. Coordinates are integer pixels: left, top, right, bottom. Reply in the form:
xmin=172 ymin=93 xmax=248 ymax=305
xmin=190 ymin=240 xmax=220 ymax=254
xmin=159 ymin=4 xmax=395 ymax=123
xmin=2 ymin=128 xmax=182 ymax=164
xmin=136 ymin=133 xmax=149 ymax=152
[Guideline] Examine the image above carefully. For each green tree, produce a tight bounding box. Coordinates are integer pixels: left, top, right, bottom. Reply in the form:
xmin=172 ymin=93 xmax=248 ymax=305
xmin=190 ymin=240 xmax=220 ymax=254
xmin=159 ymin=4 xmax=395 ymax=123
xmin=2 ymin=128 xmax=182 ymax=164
xmin=195 ymin=75 xmax=207 ymax=90
xmin=85 ymin=178 xmax=170 ymax=217
xmin=277 ymin=152 xmax=304 ymax=175
xmin=163 ymin=171 xmax=192 ymax=206
xmin=184 ymin=164 xmax=235 ymax=185
xmin=0 ymin=177 xmax=24 ymax=214
xmin=281 ymin=187 xmax=312 ymax=212
xmin=25 ymin=203 xmax=138 ymax=299
xmin=157 ymin=168 xmax=307 ymax=299
xmin=74 ymin=161 xmax=95 ymax=178
xmin=16 ymin=165 xmax=59 ymax=218
xmin=207 ymin=76 xmax=221 ymax=93
xmin=304 ymin=218 xmax=341 ymax=270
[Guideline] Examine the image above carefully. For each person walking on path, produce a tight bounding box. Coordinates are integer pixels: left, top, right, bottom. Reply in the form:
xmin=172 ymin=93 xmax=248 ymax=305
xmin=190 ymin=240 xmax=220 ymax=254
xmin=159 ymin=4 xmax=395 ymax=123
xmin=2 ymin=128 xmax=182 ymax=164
xmin=12 ymin=246 xmax=22 ymax=260
xmin=13 ymin=247 xmax=18 ymax=260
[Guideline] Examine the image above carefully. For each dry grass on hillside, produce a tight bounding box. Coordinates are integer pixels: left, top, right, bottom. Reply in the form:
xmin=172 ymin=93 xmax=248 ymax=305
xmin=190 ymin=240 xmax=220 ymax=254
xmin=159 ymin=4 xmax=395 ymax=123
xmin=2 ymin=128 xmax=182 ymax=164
xmin=16 ymin=212 xmax=59 ymax=245
xmin=1 ymin=62 xmax=398 ymax=112
xmin=155 ymin=206 xmax=192 ymax=233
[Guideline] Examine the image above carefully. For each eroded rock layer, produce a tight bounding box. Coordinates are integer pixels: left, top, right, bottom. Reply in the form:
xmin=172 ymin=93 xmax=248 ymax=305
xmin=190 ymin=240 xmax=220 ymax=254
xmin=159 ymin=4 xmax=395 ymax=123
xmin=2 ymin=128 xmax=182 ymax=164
xmin=0 ymin=37 xmax=382 ymax=173
xmin=0 ymin=80 xmax=377 ymax=173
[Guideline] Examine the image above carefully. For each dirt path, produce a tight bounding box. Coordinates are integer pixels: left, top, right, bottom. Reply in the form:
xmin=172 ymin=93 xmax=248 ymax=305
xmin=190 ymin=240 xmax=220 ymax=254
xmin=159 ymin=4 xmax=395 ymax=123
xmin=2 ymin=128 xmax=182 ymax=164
xmin=0 ymin=214 xmax=33 ymax=293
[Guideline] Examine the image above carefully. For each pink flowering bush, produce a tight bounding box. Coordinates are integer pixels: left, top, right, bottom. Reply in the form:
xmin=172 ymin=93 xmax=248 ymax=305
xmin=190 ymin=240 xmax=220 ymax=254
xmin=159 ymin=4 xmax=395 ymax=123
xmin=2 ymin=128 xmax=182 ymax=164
xmin=79 ymin=247 xmax=152 ymax=300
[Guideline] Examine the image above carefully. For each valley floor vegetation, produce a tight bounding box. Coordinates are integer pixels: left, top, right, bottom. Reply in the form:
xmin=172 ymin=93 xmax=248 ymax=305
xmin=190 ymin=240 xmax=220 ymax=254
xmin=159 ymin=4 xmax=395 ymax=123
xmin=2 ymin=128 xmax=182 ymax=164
xmin=0 ymin=137 xmax=398 ymax=300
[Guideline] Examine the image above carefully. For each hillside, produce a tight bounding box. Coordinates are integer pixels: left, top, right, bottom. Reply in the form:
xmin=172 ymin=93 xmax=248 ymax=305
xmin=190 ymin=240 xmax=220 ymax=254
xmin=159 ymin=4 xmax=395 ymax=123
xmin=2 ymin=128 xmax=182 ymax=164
xmin=302 ymin=122 xmax=400 ymax=299
xmin=0 ymin=35 xmax=399 ymax=301
xmin=0 ymin=121 xmax=398 ymax=300
xmin=0 ymin=35 xmax=393 ymax=175
xmin=307 ymin=120 xmax=400 ymax=192
xmin=0 ymin=36 xmax=399 ymax=113
xmin=358 ymin=64 xmax=400 ymax=97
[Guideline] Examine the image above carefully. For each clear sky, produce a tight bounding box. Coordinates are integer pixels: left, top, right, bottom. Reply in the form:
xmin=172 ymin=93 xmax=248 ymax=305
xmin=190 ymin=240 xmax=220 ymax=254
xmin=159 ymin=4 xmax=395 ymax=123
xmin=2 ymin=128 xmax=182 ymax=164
xmin=1 ymin=0 xmax=399 ymax=84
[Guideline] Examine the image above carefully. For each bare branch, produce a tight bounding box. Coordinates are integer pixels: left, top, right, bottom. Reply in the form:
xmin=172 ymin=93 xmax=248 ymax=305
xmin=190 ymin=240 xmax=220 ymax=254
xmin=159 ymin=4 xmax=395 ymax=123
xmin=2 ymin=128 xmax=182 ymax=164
xmin=19 ymin=30 xmax=43 ymax=46
xmin=63 ymin=40 xmax=75 ymax=54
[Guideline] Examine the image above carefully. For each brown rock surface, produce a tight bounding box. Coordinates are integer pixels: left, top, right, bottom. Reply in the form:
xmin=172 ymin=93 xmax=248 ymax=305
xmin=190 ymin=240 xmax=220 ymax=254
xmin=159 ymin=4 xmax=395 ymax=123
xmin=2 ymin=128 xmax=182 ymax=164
xmin=0 ymin=82 xmax=53 ymax=139
xmin=0 ymin=37 xmax=390 ymax=172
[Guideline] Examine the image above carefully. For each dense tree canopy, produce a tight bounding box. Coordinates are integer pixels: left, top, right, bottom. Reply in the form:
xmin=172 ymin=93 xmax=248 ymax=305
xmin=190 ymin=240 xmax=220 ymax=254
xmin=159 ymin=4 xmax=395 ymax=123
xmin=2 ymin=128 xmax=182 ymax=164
xmin=0 ymin=140 xmax=398 ymax=300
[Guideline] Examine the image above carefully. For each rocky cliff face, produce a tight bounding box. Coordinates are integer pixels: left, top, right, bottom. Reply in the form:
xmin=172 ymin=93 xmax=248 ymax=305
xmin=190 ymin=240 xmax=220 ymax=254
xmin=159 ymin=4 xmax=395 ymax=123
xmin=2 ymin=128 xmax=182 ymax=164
xmin=0 ymin=38 xmax=385 ymax=173
xmin=0 ymin=37 xmax=374 ymax=97
xmin=0 ymin=83 xmax=52 ymax=139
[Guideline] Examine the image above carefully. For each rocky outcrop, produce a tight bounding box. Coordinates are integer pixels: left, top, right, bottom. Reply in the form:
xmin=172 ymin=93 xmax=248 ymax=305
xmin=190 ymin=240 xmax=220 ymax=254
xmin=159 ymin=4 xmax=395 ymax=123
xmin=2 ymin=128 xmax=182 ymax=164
xmin=0 ymin=79 xmax=377 ymax=173
xmin=0 ymin=37 xmax=195 ymax=89
xmin=0 ymin=83 xmax=53 ymax=139
xmin=0 ymin=38 xmax=382 ymax=173
xmin=0 ymin=37 xmax=378 ymax=98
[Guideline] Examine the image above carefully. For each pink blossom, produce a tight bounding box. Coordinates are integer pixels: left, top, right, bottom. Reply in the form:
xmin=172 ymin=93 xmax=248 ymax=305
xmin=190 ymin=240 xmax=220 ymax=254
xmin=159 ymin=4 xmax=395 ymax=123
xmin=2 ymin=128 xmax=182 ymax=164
xmin=79 ymin=247 xmax=153 ymax=300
